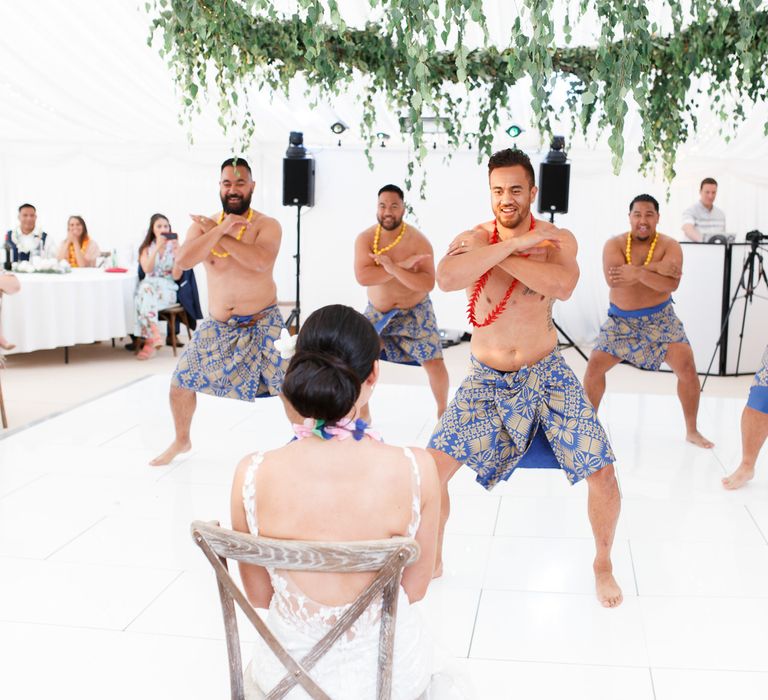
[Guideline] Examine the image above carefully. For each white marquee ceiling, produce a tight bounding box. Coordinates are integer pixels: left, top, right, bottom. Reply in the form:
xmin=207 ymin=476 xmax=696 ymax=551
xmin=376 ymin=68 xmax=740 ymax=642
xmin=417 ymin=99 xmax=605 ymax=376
xmin=1 ymin=0 xmax=767 ymax=163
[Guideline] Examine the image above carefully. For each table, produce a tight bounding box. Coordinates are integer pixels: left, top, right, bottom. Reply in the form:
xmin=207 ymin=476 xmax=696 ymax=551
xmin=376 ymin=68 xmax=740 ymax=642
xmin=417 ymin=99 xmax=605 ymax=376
xmin=676 ymin=242 xmax=768 ymax=376
xmin=2 ymin=268 xmax=137 ymax=360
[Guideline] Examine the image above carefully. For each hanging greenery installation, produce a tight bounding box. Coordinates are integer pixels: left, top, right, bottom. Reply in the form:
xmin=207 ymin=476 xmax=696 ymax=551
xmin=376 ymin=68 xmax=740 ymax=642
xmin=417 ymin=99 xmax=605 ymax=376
xmin=148 ymin=0 xmax=768 ymax=185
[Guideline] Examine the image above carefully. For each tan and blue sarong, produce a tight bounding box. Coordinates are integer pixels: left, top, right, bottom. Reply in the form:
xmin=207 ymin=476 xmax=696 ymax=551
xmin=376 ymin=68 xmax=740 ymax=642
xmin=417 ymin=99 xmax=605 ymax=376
xmin=364 ymin=296 xmax=443 ymax=366
xmin=171 ymin=304 xmax=287 ymax=401
xmin=747 ymin=346 xmax=768 ymax=414
xmin=594 ymin=298 xmax=689 ymax=371
xmin=428 ymin=349 xmax=615 ymax=488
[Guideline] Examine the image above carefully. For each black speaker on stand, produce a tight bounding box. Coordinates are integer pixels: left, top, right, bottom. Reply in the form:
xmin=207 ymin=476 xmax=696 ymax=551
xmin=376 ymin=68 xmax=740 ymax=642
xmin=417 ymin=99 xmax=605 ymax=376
xmin=537 ymin=137 xmax=588 ymax=362
xmin=282 ymin=131 xmax=315 ymax=333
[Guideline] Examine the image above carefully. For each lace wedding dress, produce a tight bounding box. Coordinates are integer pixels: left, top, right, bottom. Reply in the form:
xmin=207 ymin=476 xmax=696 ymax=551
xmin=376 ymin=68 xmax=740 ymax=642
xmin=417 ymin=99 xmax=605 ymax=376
xmin=241 ymin=447 xmax=440 ymax=700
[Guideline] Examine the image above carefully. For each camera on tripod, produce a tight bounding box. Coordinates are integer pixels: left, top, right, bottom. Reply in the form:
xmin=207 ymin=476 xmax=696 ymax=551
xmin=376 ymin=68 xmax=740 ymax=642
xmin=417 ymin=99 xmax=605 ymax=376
xmin=746 ymin=230 xmax=767 ymax=244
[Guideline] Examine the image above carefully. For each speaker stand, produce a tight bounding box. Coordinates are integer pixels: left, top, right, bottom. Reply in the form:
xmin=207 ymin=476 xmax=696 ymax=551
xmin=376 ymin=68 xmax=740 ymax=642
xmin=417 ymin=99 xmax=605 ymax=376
xmin=284 ymin=205 xmax=302 ymax=334
xmin=553 ymin=320 xmax=589 ymax=361
xmin=546 ymin=210 xmax=589 ymax=362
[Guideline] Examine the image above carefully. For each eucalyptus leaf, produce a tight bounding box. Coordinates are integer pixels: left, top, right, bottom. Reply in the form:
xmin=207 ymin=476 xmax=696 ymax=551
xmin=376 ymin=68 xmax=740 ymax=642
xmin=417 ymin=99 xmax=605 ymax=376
xmin=148 ymin=0 xmax=768 ymax=192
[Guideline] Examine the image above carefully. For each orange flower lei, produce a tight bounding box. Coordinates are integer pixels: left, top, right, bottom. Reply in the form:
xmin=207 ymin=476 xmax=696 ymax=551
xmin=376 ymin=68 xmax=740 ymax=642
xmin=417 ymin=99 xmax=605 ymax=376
xmin=211 ymin=209 xmax=253 ymax=258
xmin=68 ymin=237 xmax=89 ymax=267
xmin=467 ymin=216 xmax=533 ymax=328
xmin=625 ymin=230 xmax=659 ymax=266
xmin=372 ymin=221 xmax=406 ymax=264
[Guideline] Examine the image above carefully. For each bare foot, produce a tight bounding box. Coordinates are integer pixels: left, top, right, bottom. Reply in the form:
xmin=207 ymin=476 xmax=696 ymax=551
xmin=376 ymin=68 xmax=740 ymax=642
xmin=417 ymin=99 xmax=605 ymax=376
xmin=722 ymin=463 xmax=755 ymax=490
xmin=149 ymin=440 xmax=191 ymax=466
xmin=432 ymin=561 xmax=443 ymax=579
xmin=595 ymin=569 xmax=623 ymax=608
xmin=686 ymin=431 xmax=714 ymax=449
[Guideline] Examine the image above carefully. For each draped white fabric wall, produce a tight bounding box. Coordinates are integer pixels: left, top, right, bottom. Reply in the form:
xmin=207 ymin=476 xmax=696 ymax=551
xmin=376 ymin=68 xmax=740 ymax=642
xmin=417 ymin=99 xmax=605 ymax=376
xmin=3 ymin=1 xmax=768 ymax=344
xmin=3 ymin=141 xmax=768 ymax=343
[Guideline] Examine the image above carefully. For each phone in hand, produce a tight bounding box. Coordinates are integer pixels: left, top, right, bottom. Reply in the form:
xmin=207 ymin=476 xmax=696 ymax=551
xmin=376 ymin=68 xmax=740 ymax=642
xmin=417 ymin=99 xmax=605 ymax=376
xmin=161 ymin=232 xmax=178 ymax=240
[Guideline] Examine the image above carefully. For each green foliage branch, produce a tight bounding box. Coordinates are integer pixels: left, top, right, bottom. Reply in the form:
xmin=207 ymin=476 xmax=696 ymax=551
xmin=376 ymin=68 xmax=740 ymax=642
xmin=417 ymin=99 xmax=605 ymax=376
xmin=149 ymin=0 xmax=768 ymax=189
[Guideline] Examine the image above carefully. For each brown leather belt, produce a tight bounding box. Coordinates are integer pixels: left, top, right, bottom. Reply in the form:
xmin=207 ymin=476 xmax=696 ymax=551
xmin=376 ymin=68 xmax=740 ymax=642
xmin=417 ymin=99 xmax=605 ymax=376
xmin=231 ymin=312 xmax=266 ymax=327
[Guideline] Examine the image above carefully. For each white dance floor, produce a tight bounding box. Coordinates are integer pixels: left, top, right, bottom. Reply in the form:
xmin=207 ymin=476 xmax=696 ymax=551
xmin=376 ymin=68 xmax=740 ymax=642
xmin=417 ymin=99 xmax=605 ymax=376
xmin=2 ymin=376 xmax=768 ymax=699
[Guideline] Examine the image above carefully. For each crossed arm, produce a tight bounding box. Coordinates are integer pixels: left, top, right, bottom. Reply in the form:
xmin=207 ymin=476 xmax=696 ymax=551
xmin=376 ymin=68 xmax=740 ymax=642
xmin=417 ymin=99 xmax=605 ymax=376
xmin=604 ymin=239 xmax=682 ymax=292
xmin=176 ymin=215 xmax=281 ymax=272
xmin=437 ymin=225 xmax=579 ymax=300
xmin=353 ymin=234 xmax=435 ymax=292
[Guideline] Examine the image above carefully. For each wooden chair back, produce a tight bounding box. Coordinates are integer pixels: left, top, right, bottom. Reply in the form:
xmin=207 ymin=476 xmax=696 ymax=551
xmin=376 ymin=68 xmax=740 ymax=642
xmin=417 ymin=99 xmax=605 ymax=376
xmin=191 ymin=520 xmax=420 ymax=700
xmin=158 ymin=304 xmax=192 ymax=356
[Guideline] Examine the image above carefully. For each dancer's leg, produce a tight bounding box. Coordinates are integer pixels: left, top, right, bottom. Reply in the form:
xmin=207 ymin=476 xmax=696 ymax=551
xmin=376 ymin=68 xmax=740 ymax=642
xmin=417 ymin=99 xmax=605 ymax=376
xmin=427 ymin=448 xmax=461 ymax=578
xmin=722 ymin=406 xmax=768 ymax=489
xmin=422 ymin=358 xmax=449 ymax=418
xmin=664 ymin=343 xmax=713 ymax=448
xmin=583 ymin=350 xmax=622 ymax=410
xmin=585 ymin=464 xmax=623 ymax=607
xmin=149 ymin=385 xmax=195 ymax=466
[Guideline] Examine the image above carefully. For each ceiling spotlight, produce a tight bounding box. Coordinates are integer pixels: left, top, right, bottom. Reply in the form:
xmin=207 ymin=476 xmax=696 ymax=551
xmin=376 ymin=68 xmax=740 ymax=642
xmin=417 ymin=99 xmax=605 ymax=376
xmin=330 ymin=120 xmax=348 ymax=135
xmin=376 ymin=132 xmax=390 ymax=147
xmin=506 ymin=124 xmax=524 ymax=138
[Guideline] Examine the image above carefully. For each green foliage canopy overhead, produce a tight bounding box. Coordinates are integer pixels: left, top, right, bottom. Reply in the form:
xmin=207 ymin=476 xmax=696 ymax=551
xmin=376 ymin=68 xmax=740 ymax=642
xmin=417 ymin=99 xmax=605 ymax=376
xmin=149 ymin=0 xmax=768 ymax=185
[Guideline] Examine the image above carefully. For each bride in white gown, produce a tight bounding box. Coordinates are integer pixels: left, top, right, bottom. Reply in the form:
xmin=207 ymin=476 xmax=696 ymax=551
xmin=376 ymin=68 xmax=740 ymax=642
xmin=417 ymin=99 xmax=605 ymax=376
xmin=230 ymin=304 xmax=458 ymax=699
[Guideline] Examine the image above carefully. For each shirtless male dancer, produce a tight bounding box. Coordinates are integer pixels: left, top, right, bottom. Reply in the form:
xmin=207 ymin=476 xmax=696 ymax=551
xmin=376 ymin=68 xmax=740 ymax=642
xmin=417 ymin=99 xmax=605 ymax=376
xmin=722 ymin=345 xmax=768 ymax=489
xmin=151 ymin=158 xmax=287 ymax=465
xmin=428 ymin=148 xmax=623 ymax=607
xmin=583 ymin=194 xmax=713 ymax=448
xmin=354 ymin=184 xmax=449 ymax=418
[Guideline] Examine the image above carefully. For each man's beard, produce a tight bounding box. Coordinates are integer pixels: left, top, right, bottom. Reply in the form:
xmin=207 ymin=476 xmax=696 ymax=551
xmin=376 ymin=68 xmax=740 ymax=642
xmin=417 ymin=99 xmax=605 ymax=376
xmin=377 ymin=214 xmax=403 ymax=231
xmin=221 ymin=192 xmax=252 ymax=215
xmin=496 ymin=206 xmax=528 ymax=230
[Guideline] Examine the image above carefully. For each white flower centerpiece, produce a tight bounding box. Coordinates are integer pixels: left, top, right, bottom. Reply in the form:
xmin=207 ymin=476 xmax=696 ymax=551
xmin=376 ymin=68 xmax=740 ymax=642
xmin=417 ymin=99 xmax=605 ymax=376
xmin=13 ymin=256 xmax=71 ymax=274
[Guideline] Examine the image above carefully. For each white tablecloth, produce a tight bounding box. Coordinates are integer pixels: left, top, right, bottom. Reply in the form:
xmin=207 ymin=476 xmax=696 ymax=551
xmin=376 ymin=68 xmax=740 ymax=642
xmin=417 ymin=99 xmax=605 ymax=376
xmin=2 ymin=268 xmax=137 ymax=354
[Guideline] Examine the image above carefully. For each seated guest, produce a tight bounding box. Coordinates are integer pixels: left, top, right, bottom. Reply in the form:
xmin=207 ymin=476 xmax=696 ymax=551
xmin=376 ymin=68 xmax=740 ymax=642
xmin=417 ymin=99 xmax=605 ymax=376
xmin=134 ymin=214 xmax=182 ymax=360
xmin=5 ymin=203 xmax=54 ymax=261
xmin=722 ymin=346 xmax=768 ymax=490
xmin=230 ymin=304 xmax=442 ymax=699
xmin=56 ymin=216 xmax=100 ymax=267
xmin=0 ymin=273 xmax=21 ymax=351
xmin=681 ymin=177 xmax=726 ymax=242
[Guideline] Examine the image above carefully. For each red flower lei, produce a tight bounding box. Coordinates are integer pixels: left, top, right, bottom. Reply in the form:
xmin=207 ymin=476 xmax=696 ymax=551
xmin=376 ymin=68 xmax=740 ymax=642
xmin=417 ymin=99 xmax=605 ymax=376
xmin=466 ymin=215 xmax=534 ymax=328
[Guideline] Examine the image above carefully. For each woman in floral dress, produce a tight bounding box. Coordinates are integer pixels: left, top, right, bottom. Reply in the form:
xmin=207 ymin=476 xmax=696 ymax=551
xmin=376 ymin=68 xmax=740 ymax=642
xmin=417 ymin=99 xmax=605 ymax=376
xmin=134 ymin=213 xmax=182 ymax=360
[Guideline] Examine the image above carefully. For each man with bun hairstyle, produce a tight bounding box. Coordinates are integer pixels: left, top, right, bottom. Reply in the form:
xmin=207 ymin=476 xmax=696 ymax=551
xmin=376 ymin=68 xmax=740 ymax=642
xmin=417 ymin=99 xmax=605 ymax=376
xmin=428 ymin=148 xmax=622 ymax=608
xmin=151 ymin=158 xmax=288 ymax=466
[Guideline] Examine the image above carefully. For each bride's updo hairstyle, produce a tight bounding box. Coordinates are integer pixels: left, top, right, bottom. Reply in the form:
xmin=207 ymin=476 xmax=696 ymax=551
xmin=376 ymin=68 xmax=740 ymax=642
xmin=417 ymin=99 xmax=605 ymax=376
xmin=282 ymin=304 xmax=381 ymax=423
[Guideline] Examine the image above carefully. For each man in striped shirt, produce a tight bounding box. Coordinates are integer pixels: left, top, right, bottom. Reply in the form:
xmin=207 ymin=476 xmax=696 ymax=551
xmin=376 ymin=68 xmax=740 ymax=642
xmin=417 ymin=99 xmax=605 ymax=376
xmin=681 ymin=177 xmax=726 ymax=242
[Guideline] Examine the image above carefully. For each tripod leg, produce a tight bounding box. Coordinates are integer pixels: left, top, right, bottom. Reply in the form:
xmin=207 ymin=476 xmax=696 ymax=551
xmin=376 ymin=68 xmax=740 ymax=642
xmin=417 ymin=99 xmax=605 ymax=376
xmin=284 ymin=309 xmax=299 ymax=335
xmin=553 ymin=321 xmax=589 ymax=362
xmin=702 ymin=249 xmax=757 ymax=389
xmin=733 ymin=287 xmax=751 ymax=376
